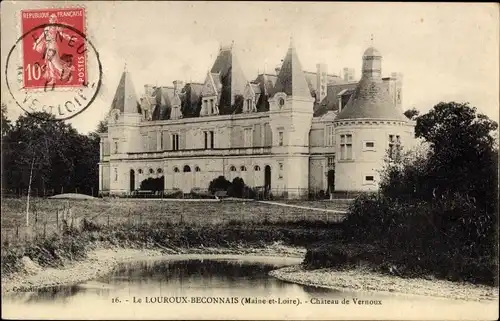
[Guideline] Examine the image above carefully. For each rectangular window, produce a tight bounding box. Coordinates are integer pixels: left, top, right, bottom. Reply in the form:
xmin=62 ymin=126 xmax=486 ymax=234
xmin=326 ymin=125 xmax=335 ymax=146
xmin=204 ymin=131 xmax=208 ymax=149
xmin=114 ymin=168 xmax=118 ymax=181
xmin=172 ymin=134 xmax=179 ymax=151
xmin=209 ymin=99 xmax=214 ymax=114
xmin=114 ymin=141 xmax=119 ymax=154
xmin=388 ymin=134 xmax=401 ymax=159
xmin=340 ymin=134 xmax=353 ymax=160
xmin=327 ymin=157 xmax=335 ymax=168
xmin=244 ymin=128 xmax=253 ymax=147
xmin=278 ymin=131 xmax=284 ymax=146
xmin=363 ymin=174 xmax=376 ymax=185
xmin=363 ymin=141 xmax=375 ymax=151
xmin=278 ymin=162 xmax=284 ymax=179
xmin=210 ymin=130 xmax=215 ymax=149
xmin=160 ymin=133 xmax=164 ymax=150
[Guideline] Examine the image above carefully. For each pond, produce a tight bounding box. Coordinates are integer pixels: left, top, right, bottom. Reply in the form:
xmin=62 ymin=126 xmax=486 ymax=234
xmin=2 ymin=255 xmax=496 ymax=320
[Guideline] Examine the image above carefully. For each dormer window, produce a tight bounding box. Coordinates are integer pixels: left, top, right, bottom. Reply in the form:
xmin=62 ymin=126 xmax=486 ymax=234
xmin=245 ymin=98 xmax=253 ymax=112
xmin=278 ymin=97 xmax=285 ymax=107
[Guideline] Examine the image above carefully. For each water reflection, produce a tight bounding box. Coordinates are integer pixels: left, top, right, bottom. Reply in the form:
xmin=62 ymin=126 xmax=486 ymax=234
xmin=2 ymin=255 xmax=497 ymax=320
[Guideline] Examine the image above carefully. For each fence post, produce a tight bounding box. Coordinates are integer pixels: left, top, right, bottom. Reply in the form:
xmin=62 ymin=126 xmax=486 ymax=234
xmin=107 ymin=214 xmax=110 ymax=227
xmin=16 ymin=224 xmax=19 ymax=238
xmin=56 ymin=209 xmax=59 ymax=230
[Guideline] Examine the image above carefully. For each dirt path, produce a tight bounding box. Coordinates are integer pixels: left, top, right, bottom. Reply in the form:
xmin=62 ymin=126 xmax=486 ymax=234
xmin=257 ymin=200 xmax=348 ymax=214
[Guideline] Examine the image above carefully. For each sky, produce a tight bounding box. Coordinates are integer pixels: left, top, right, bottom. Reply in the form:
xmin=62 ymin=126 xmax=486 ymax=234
xmin=1 ymin=1 xmax=499 ymax=134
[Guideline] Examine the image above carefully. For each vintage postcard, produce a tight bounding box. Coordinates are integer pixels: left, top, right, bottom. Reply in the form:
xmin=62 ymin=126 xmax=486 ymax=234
xmin=1 ymin=1 xmax=499 ymax=320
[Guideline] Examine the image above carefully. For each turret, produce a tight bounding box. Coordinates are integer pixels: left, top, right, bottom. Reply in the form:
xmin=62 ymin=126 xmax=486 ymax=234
xmin=268 ymin=37 xmax=315 ymax=197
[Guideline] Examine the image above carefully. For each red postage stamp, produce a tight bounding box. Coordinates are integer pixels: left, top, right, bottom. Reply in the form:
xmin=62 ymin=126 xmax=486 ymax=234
xmin=21 ymin=7 xmax=87 ymax=90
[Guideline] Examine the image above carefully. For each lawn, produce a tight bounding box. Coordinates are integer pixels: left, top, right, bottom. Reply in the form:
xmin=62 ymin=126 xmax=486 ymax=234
xmin=1 ymin=197 xmax=350 ymax=244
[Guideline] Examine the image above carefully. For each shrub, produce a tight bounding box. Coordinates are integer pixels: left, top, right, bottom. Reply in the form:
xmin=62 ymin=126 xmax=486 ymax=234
xmin=139 ymin=176 xmax=164 ymax=192
xmin=228 ymin=177 xmax=245 ymax=197
xmin=208 ymin=176 xmax=231 ymax=194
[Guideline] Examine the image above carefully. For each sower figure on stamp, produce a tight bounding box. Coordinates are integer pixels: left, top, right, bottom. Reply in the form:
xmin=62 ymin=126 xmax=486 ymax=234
xmin=32 ymin=13 xmax=76 ymax=84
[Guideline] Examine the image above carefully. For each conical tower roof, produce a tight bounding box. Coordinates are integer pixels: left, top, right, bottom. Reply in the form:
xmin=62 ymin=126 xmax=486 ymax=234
xmin=209 ymin=44 xmax=247 ymax=104
xmin=335 ymin=47 xmax=406 ymax=121
xmin=110 ymin=70 xmax=140 ymax=114
xmin=273 ymin=38 xmax=311 ymax=98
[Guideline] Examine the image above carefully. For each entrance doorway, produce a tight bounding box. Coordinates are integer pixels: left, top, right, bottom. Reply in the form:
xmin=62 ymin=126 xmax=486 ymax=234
xmin=264 ymin=165 xmax=271 ymax=193
xmin=130 ymin=169 xmax=135 ymax=192
xmin=327 ymin=169 xmax=335 ymax=195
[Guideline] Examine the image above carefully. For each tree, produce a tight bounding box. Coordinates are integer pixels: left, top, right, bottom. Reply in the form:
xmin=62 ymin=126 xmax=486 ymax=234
xmin=4 ymin=111 xmax=100 ymax=196
xmin=404 ymin=107 xmax=420 ymax=120
xmin=1 ymin=103 xmax=11 ymax=137
xmin=96 ymin=119 xmax=108 ymax=133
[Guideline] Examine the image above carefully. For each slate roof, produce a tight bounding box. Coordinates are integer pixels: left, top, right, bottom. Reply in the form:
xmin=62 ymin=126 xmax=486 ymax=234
xmin=273 ymin=42 xmax=311 ymax=98
xmin=335 ymin=76 xmax=406 ymax=121
xmin=253 ymin=73 xmax=277 ymax=96
xmin=179 ymin=83 xmax=203 ymax=117
xmin=363 ymin=46 xmax=382 ymax=57
xmin=313 ymin=82 xmax=357 ymax=117
xmin=110 ymin=71 xmax=141 ymax=114
xmin=151 ymin=86 xmax=175 ymax=121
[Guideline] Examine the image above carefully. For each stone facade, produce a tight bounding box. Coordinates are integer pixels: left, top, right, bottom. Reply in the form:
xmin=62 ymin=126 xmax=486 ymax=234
xmin=98 ymin=41 xmax=414 ymax=198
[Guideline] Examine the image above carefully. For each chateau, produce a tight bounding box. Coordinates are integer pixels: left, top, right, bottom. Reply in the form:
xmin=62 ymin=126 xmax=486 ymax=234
xmin=98 ymin=39 xmax=416 ymax=198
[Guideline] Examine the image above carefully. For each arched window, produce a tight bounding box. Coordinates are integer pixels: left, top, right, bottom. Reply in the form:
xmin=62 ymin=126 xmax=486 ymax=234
xmin=183 ymin=165 xmax=191 ymax=172
xmin=173 ymin=167 xmax=180 ymax=173
xmin=148 ymin=168 xmax=154 ymax=174
xmin=138 ymin=169 xmax=143 ymax=174
xmin=240 ymin=166 xmax=247 ymax=171
xmin=195 ymin=166 xmax=201 ymax=172
xmin=254 ymin=165 xmax=261 ymax=171
xmin=157 ymin=168 xmax=163 ymax=174
xmin=230 ymin=165 xmax=237 ymax=172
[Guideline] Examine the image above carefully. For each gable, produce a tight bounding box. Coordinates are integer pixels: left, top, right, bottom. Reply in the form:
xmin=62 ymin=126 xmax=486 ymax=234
xmin=201 ymin=73 xmax=218 ymax=96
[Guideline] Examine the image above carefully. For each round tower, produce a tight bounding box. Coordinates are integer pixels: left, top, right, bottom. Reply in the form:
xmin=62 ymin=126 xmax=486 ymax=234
xmin=332 ymin=47 xmax=414 ymax=193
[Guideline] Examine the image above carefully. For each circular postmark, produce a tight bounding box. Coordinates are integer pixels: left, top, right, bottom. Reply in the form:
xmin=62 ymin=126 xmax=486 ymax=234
xmin=5 ymin=22 xmax=102 ymax=121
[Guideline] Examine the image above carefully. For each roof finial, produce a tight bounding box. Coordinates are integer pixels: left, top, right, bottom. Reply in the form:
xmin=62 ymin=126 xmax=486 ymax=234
xmin=231 ymin=40 xmax=234 ymax=48
xmin=370 ymin=34 xmax=374 ymax=46
xmin=289 ymin=34 xmax=294 ymax=48
xmin=124 ymin=61 xmax=127 ymax=72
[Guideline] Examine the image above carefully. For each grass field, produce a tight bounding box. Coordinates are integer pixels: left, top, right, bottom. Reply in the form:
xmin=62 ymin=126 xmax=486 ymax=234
xmin=1 ymin=197 xmax=351 ymax=245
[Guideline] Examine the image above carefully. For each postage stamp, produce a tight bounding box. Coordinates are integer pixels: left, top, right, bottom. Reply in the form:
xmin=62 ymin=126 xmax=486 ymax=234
xmin=5 ymin=6 xmax=101 ymax=121
xmin=21 ymin=8 xmax=87 ymax=89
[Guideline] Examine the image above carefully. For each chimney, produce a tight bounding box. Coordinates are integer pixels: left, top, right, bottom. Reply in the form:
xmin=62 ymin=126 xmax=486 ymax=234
xmin=391 ymin=72 xmax=403 ymax=110
xmin=316 ymin=63 xmax=328 ymax=103
xmin=173 ymin=80 xmax=184 ymax=95
xmin=343 ymin=67 xmax=355 ymax=82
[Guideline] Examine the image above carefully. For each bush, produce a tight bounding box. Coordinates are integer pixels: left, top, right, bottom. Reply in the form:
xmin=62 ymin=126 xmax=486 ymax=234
xmin=208 ymin=176 xmax=254 ymax=199
xmin=208 ymin=176 xmax=231 ymax=194
xmin=139 ymin=176 xmax=164 ymax=192
xmin=342 ymin=192 xmax=497 ymax=284
xmin=228 ymin=177 xmax=245 ymax=197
